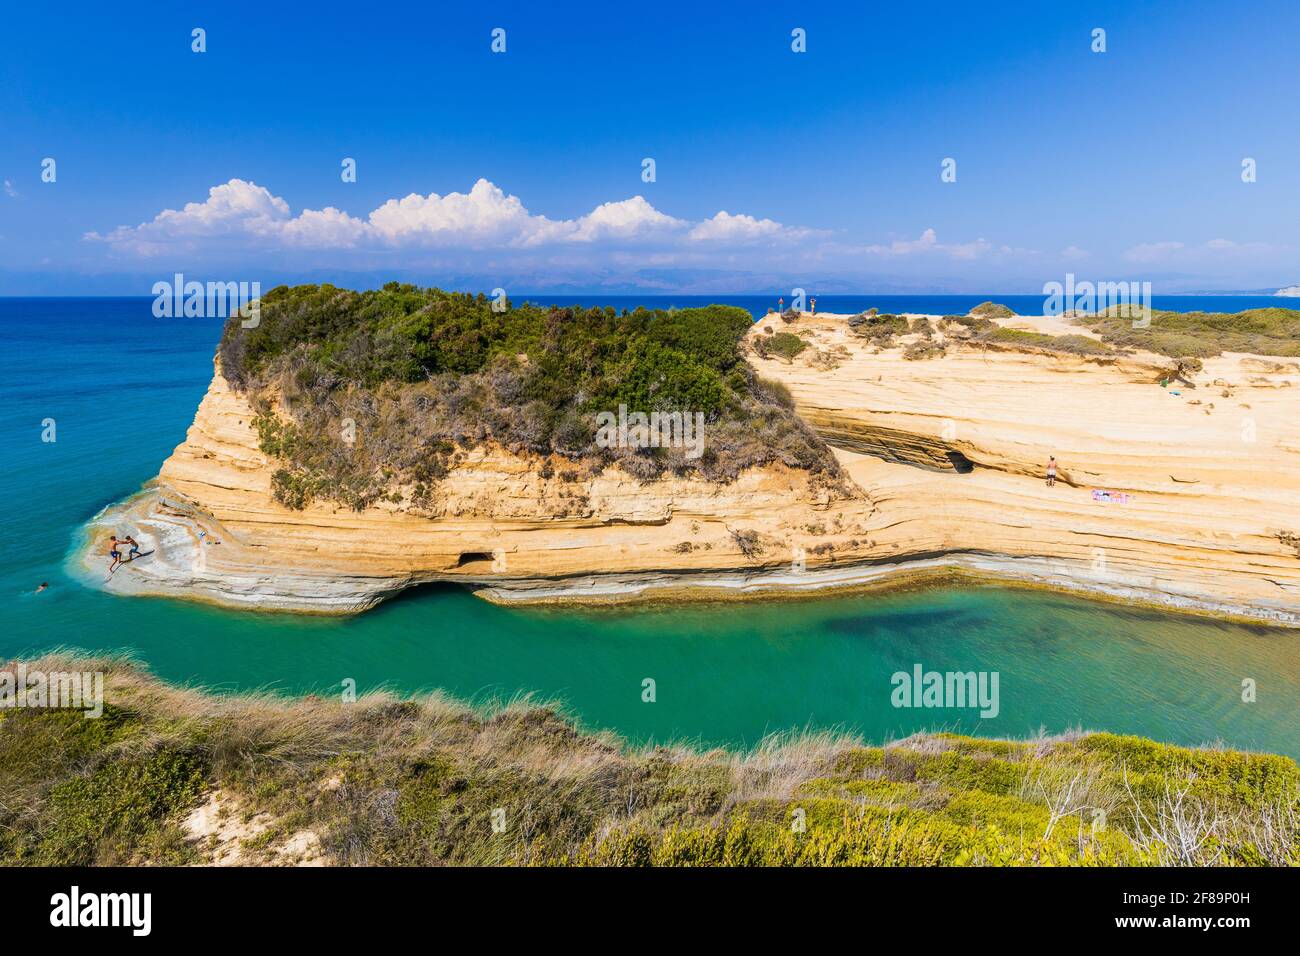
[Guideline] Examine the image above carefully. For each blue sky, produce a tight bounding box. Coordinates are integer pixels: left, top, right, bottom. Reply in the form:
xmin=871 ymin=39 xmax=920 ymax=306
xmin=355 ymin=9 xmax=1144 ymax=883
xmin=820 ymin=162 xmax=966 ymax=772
xmin=2 ymin=0 xmax=1298 ymax=294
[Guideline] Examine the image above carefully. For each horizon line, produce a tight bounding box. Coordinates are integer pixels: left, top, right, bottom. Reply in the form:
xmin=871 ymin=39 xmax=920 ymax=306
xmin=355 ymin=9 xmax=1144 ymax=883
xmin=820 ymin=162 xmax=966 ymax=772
xmin=0 ymin=290 xmax=1291 ymax=300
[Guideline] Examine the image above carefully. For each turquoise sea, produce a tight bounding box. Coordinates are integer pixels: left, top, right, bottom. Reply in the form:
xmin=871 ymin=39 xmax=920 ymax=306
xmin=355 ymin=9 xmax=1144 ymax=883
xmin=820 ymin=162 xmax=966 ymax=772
xmin=2 ymin=296 xmax=1297 ymax=757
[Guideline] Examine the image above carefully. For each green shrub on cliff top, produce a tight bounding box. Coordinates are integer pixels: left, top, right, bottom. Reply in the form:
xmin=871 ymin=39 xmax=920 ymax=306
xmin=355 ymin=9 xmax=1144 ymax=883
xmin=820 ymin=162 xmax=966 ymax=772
xmin=970 ymin=301 xmax=1016 ymax=319
xmin=980 ymin=327 xmax=1113 ymax=356
xmin=1075 ymin=306 xmax=1300 ymax=358
xmin=756 ymin=331 xmax=809 ymax=361
xmin=218 ymin=284 xmax=840 ymax=510
xmin=848 ymin=312 xmax=910 ymax=347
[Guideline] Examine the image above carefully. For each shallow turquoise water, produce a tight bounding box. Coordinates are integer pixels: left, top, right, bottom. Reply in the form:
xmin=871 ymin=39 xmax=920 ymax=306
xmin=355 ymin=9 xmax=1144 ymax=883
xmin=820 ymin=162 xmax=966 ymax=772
xmin=3 ymin=298 xmax=1297 ymax=757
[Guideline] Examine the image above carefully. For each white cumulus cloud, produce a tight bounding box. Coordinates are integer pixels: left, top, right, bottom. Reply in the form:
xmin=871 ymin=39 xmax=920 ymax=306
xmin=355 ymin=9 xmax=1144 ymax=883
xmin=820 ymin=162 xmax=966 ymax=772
xmin=689 ymin=211 xmax=786 ymax=242
xmin=567 ymin=196 xmax=685 ymax=242
xmin=366 ymin=179 xmax=554 ymax=247
xmin=87 ymin=178 xmax=806 ymax=258
xmin=85 ymin=179 xmax=293 ymax=254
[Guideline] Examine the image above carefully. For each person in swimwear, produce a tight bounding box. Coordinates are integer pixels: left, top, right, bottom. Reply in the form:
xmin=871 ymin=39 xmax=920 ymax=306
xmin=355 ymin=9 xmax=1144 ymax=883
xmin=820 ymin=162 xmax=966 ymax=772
xmin=123 ymin=535 xmax=142 ymax=561
xmin=1046 ymin=456 xmax=1058 ymax=487
xmin=35 ymin=582 xmax=48 ymax=593
xmin=108 ymin=536 xmax=124 ymax=573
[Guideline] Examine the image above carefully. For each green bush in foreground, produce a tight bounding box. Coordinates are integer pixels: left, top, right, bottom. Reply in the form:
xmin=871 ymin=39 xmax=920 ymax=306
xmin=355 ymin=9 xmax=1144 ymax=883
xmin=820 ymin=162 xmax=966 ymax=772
xmin=1 ymin=656 xmax=1295 ymax=867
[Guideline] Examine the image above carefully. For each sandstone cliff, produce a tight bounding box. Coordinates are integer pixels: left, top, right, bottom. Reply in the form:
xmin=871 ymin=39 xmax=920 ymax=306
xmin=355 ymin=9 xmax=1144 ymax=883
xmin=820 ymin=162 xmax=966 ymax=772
xmin=745 ymin=311 xmax=1300 ymax=624
xmin=80 ymin=358 xmax=870 ymax=612
xmin=78 ymin=312 xmax=1300 ymax=623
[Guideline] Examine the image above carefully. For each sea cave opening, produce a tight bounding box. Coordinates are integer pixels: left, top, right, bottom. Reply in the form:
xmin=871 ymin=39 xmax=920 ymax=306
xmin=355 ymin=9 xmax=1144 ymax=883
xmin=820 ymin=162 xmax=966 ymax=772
xmin=946 ymin=450 xmax=975 ymax=474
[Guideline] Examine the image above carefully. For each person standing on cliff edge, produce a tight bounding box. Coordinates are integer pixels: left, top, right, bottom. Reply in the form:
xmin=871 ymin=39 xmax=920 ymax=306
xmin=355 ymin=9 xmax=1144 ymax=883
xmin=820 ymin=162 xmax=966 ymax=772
xmin=1046 ymin=456 xmax=1058 ymax=487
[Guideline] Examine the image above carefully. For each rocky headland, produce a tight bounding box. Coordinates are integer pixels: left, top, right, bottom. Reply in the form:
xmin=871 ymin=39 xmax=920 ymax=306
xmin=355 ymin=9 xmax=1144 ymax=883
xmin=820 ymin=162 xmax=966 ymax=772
xmin=77 ymin=291 xmax=1300 ymax=624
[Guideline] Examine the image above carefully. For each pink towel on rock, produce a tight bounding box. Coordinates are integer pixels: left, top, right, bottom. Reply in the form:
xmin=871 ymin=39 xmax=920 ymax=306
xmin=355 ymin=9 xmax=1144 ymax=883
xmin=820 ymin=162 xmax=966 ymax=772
xmin=1092 ymin=489 xmax=1132 ymax=504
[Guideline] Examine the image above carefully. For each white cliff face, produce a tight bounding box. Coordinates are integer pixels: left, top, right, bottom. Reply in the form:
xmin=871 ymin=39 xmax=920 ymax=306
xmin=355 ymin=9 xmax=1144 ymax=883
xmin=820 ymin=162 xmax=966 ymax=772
xmin=77 ymin=315 xmax=1300 ymax=625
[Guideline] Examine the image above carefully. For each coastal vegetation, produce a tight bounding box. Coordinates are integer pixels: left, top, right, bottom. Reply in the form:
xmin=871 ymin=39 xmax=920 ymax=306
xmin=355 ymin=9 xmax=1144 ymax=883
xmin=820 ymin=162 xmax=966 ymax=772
xmin=970 ymin=301 xmax=1016 ymax=319
xmin=848 ymin=311 xmax=910 ymax=347
xmin=752 ymin=331 xmax=809 ymax=362
xmin=903 ymin=340 xmax=947 ymax=360
xmin=901 ymin=316 xmax=1114 ymax=358
xmin=219 ymin=284 xmax=840 ymax=512
xmin=213 ymin=288 xmax=1300 ymax=518
xmin=908 ymin=305 xmax=1300 ymax=364
xmin=978 ymin=327 xmax=1115 ymax=356
xmin=2 ymin=655 xmax=1294 ymax=867
xmin=941 ymin=314 xmax=995 ymax=333
xmin=1075 ymin=306 xmax=1300 ymax=359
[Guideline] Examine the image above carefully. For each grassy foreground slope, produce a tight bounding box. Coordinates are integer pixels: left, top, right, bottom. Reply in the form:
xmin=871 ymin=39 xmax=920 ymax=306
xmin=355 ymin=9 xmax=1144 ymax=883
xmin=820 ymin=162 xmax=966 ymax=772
xmin=2 ymin=656 xmax=1295 ymax=867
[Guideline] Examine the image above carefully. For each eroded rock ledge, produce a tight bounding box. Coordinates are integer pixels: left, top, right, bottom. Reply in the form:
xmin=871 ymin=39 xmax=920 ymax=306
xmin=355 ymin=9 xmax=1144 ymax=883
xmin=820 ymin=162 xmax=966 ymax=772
xmin=76 ymin=312 xmax=1300 ymax=624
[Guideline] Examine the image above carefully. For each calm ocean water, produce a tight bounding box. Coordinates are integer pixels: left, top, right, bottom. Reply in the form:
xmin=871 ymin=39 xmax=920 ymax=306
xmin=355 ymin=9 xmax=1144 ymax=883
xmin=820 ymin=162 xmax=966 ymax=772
xmin=2 ymin=296 xmax=1297 ymax=756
